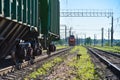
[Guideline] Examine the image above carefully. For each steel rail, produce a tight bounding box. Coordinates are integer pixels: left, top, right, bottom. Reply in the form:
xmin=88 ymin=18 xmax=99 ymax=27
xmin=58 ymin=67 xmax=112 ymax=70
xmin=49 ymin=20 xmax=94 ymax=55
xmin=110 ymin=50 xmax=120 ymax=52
xmin=88 ymin=48 xmax=120 ymax=79
xmin=0 ymin=47 xmax=72 ymax=77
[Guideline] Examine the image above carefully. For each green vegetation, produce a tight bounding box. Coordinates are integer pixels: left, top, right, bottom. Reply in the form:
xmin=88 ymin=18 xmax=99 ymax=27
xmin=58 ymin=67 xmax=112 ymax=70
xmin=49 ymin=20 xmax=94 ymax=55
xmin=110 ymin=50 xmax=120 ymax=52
xmin=55 ymin=39 xmax=66 ymax=45
xmin=56 ymin=45 xmax=68 ymax=49
xmin=94 ymin=46 xmax=120 ymax=53
xmin=25 ymin=46 xmax=99 ymax=79
xmin=25 ymin=57 xmax=63 ymax=79
xmin=68 ymin=46 xmax=99 ymax=80
xmin=70 ymin=46 xmax=79 ymax=53
xmin=85 ymin=37 xmax=92 ymax=45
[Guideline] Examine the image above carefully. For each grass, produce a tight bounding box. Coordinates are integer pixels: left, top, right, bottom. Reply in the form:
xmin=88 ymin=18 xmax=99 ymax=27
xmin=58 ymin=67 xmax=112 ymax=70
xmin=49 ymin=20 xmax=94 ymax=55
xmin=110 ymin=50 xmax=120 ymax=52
xmin=70 ymin=46 xmax=79 ymax=53
xmin=67 ymin=46 xmax=99 ymax=80
xmin=25 ymin=57 xmax=63 ymax=79
xmin=56 ymin=45 xmax=68 ymax=49
xmin=94 ymin=46 xmax=120 ymax=53
xmin=25 ymin=46 xmax=99 ymax=80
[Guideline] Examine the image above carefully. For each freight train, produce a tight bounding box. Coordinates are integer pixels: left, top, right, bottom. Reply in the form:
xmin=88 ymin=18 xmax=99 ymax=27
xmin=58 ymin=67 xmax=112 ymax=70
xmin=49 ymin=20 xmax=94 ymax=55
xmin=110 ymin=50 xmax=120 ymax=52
xmin=68 ymin=35 xmax=75 ymax=46
xmin=0 ymin=0 xmax=60 ymax=64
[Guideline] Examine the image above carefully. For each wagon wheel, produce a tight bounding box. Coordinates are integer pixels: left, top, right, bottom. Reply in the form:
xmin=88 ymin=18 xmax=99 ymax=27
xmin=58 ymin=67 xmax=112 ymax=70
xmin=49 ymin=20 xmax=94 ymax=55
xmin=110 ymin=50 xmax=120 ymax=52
xmin=47 ymin=48 xmax=51 ymax=56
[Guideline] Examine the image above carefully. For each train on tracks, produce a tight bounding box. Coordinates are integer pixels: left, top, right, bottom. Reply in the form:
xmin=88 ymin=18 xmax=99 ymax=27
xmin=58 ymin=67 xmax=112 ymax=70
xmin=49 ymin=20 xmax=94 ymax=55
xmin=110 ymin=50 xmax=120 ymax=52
xmin=68 ymin=35 xmax=75 ymax=46
xmin=0 ymin=0 xmax=60 ymax=64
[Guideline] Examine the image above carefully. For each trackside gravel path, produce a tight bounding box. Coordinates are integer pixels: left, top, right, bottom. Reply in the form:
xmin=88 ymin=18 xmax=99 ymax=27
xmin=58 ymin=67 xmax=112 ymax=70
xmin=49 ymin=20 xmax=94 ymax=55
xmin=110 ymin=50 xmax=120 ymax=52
xmin=45 ymin=53 xmax=76 ymax=80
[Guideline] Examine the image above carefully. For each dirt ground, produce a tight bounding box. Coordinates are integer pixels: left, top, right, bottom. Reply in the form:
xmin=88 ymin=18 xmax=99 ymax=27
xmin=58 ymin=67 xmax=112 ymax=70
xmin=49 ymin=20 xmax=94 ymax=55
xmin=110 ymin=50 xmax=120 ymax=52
xmin=45 ymin=53 xmax=76 ymax=80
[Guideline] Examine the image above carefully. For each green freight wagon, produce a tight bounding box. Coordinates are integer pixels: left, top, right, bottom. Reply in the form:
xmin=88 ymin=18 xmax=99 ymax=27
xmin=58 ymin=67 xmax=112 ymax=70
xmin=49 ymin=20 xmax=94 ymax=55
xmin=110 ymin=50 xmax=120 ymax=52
xmin=27 ymin=0 xmax=31 ymax=25
xmin=40 ymin=0 xmax=60 ymax=40
xmin=22 ymin=0 xmax=26 ymax=23
xmin=39 ymin=0 xmax=49 ymax=35
xmin=17 ymin=0 xmax=22 ymax=21
xmin=11 ymin=0 xmax=16 ymax=19
xmin=50 ymin=0 xmax=60 ymax=41
xmin=39 ymin=0 xmax=60 ymax=50
xmin=4 ymin=0 xmax=10 ymax=17
xmin=0 ymin=0 xmax=60 ymax=59
xmin=0 ymin=0 xmax=2 ymax=14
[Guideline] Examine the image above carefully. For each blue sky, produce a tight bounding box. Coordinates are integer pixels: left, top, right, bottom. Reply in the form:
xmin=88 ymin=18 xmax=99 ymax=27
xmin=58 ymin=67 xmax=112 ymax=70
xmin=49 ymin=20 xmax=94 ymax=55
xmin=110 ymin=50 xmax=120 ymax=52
xmin=60 ymin=0 xmax=120 ymax=39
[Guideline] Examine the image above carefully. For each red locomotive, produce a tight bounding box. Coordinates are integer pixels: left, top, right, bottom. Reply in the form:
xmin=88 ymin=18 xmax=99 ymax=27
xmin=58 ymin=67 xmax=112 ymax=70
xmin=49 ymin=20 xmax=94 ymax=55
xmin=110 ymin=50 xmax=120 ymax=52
xmin=68 ymin=35 xmax=75 ymax=46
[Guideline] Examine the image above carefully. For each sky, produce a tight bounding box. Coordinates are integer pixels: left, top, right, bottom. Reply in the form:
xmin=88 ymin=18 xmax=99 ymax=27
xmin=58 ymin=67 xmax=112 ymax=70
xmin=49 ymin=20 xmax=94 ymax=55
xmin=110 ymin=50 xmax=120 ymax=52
xmin=60 ymin=0 xmax=120 ymax=39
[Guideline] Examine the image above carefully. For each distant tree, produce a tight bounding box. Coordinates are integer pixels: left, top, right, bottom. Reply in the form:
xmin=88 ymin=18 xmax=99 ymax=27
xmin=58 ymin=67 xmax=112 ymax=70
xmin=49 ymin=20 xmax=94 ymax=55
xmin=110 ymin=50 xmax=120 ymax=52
xmin=115 ymin=42 xmax=120 ymax=46
xmin=56 ymin=39 xmax=65 ymax=45
xmin=85 ymin=37 xmax=92 ymax=45
xmin=105 ymin=42 xmax=109 ymax=46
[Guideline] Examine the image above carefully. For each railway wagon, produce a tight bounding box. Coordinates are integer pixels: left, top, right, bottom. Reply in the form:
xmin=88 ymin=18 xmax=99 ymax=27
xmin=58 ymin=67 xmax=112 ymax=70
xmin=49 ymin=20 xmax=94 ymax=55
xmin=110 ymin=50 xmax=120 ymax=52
xmin=68 ymin=35 xmax=75 ymax=46
xmin=0 ymin=0 xmax=60 ymax=61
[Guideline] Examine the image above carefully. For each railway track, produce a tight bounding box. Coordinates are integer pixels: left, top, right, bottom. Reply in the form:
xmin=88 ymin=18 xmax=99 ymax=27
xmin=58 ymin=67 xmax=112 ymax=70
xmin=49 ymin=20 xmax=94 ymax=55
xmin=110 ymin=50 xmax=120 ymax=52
xmin=0 ymin=48 xmax=66 ymax=69
xmin=87 ymin=47 xmax=120 ymax=80
xmin=0 ymin=47 xmax=72 ymax=80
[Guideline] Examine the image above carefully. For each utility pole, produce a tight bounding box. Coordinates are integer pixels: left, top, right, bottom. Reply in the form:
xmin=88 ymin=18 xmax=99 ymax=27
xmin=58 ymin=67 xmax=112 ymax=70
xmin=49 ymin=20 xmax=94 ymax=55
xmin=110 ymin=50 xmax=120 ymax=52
xmin=79 ymin=38 xmax=80 ymax=45
xmin=60 ymin=25 xmax=67 ymax=43
xmin=108 ymin=28 xmax=110 ymax=46
xmin=65 ymin=26 xmax=67 ymax=43
xmin=82 ymin=35 xmax=84 ymax=45
xmin=84 ymin=34 xmax=86 ymax=45
xmin=111 ymin=16 xmax=113 ymax=47
xmin=101 ymin=28 xmax=104 ymax=47
xmin=69 ymin=27 xmax=72 ymax=36
xmin=94 ymin=34 xmax=96 ymax=46
xmin=79 ymin=35 xmax=82 ymax=45
xmin=76 ymin=34 xmax=79 ymax=45
xmin=75 ymin=34 xmax=77 ymax=45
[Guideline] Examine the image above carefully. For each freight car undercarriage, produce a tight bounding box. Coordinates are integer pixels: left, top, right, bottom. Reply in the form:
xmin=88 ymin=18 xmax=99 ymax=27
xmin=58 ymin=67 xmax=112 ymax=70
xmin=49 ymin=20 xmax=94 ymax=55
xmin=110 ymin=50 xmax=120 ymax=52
xmin=0 ymin=17 xmax=30 ymax=59
xmin=43 ymin=32 xmax=59 ymax=55
xmin=0 ymin=0 xmax=60 ymax=68
xmin=0 ymin=17 xmax=58 ymax=65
